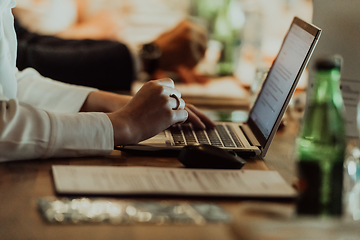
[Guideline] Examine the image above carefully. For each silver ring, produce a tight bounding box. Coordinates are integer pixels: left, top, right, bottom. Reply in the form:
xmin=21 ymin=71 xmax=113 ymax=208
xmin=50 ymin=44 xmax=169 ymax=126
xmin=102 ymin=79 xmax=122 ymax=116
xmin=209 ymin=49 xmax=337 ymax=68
xmin=170 ymin=94 xmax=180 ymax=110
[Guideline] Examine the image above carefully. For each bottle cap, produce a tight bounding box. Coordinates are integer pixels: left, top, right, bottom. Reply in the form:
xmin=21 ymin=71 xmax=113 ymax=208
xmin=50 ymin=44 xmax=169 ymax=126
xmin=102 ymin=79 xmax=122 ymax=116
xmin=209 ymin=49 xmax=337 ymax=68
xmin=315 ymin=55 xmax=342 ymax=71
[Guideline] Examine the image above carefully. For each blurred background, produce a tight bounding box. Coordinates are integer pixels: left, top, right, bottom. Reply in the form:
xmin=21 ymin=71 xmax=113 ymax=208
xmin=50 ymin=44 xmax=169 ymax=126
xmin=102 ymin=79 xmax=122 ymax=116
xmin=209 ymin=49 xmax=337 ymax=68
xmin=13 ymin=0 xmax=313 ymax=88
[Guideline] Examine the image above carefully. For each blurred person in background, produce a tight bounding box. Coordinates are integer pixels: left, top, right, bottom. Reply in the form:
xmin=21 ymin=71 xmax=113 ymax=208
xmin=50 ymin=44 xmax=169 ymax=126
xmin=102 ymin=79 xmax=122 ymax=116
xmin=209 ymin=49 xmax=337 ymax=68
xmin=1 ymin=0 xmax=215 ymax=161
xmin=13 ymin=0 xmax=207 ymax=91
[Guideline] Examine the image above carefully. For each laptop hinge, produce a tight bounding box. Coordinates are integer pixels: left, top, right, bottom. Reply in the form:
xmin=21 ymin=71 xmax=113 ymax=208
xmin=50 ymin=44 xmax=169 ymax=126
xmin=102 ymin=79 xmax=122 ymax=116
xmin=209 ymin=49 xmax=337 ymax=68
xmin=240 ymin=124 xmax=261 ymax=147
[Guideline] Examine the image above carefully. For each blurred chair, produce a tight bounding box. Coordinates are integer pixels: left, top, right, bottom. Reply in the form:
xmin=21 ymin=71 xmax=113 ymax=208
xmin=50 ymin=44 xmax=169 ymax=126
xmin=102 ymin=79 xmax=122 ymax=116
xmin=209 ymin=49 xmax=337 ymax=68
xmin=15 ymin=19 xmax=135 ymax=91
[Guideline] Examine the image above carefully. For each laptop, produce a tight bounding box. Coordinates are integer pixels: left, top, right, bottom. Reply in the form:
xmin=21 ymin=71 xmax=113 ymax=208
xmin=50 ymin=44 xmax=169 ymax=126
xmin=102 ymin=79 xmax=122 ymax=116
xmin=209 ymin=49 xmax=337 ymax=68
xmin=118 ymin=17 xmax=321 ymax=158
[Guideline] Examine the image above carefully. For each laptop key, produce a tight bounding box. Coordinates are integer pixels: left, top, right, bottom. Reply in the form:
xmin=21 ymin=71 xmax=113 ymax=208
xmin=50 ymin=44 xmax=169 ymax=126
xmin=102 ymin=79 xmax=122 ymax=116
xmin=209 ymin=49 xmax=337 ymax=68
xmin=193 ymin=129 xmax=210 ymax=144
xmin=170 ymin=123 xmax=240 ymax=148
xmin=170 ymin=125 xmax=186 ymax=145
xmin=226 ymin=125 xmax=243 ymax=147
xmin=182 ymin=125 xmax=197 ymax=145
xmin=206 ymin=130 xmax=223 ymax=147
xmin=216 ymin=124 xmax=236 ymax=147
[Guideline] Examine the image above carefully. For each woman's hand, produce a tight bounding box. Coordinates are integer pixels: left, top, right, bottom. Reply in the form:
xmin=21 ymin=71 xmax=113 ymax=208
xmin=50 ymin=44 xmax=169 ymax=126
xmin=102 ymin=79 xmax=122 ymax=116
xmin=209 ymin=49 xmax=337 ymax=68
xmin=81 ymin=78 xmax=216 ymax=146
xmin=185 ymin=104 xmax=216 ymax=129
xmin=106 ymin=79 xmax=188 ymax=146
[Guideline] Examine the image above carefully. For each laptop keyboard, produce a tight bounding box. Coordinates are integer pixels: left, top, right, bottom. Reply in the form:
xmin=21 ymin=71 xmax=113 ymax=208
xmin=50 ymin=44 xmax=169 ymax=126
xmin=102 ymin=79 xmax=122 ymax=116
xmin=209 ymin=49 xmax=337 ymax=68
xmin=169 ymin=123 xmax=243 ymax=148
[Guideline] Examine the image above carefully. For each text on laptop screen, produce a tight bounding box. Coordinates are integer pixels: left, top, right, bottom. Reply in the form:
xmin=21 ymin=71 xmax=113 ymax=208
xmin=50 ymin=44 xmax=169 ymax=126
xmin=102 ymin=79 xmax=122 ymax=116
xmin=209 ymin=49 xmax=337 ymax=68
xmin=249 ymin=24 xmax=315 ymax=138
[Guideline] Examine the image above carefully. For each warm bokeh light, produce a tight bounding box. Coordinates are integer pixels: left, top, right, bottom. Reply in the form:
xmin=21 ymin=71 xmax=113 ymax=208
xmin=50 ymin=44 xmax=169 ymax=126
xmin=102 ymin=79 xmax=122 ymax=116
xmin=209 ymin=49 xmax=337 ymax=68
xmin=13 ymin=0 xmax=313 ymax=90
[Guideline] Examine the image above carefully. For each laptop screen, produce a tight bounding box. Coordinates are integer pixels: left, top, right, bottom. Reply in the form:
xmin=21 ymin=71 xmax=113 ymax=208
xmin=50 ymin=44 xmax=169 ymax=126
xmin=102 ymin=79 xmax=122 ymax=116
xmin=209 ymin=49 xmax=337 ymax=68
xmin=247 ymin=17 xmax=321 ymax=155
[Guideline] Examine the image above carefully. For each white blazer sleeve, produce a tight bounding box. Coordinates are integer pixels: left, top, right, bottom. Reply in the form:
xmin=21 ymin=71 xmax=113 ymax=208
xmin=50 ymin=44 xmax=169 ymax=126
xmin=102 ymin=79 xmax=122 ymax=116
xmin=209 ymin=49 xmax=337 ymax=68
xmin=16 ymin=68 xmax=98 ymax=113
xmin=0 ymin=69 xmax=114 ymax=162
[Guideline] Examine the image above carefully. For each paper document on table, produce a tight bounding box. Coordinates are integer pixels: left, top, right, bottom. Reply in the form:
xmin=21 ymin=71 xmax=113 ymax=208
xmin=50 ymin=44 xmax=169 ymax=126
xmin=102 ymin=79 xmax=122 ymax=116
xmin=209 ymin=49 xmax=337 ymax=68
xmin=52 ymin=166 xmax=296 ymax=198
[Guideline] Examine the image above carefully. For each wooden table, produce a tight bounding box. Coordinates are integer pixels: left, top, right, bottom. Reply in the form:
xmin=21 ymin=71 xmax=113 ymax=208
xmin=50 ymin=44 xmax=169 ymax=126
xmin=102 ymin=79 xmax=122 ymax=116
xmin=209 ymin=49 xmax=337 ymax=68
xmin=0 ymin=113 xmax=302 ymax=240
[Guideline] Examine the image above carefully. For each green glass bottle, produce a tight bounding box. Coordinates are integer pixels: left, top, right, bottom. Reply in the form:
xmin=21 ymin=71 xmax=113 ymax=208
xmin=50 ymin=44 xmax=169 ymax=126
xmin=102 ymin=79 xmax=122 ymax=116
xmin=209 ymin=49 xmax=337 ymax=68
xmin=212 ymin=0 xmax=243 ymax=76
xmin=296 ymin=56 xmax=346 ymax=216
xmin=191 ymin=0 xmax=221 ymax=34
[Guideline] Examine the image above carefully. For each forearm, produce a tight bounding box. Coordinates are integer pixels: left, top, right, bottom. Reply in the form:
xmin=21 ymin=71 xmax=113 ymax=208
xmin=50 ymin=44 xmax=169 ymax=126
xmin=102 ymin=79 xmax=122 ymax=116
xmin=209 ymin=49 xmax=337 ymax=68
xmin=0 ymin=99 xmax=113 ymax=161
xmin=80 ymin=90 xmax=132 ymax=113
